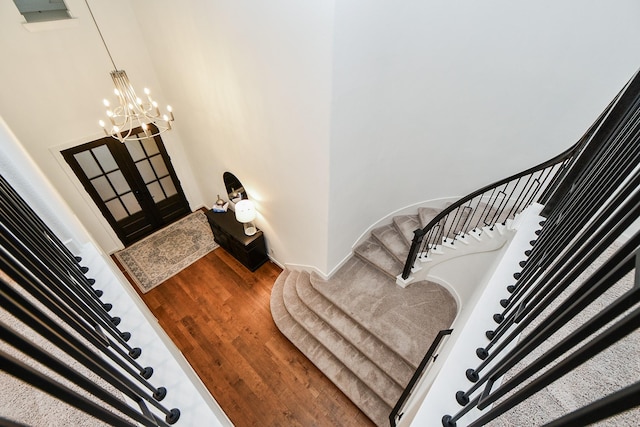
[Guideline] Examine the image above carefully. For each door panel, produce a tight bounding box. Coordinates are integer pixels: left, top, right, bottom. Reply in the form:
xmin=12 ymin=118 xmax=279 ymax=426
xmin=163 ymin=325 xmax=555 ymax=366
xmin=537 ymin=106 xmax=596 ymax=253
xmin=62 ymin=128 xmax=191 ymax=246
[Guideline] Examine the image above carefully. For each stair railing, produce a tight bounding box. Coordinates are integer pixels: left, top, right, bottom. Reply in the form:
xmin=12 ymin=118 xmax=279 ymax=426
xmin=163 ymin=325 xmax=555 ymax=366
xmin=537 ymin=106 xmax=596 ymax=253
xmin=389 ymin=328 xmax=453 ymax=427
xmin=400 ymin=85 xmax=623 ymax=282
xmin=441 ymin=67 xmax=640 ymax=425
xmin=0 ymin=174 xmax=181 ymax=426
xmin=400 ymin=144 xmax=580 ymax=281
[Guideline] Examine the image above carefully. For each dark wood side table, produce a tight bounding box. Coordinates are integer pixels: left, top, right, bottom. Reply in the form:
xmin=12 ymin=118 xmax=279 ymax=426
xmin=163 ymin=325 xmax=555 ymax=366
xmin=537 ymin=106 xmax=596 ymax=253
xmin=204 ymin=209 xmax=269 ymax=271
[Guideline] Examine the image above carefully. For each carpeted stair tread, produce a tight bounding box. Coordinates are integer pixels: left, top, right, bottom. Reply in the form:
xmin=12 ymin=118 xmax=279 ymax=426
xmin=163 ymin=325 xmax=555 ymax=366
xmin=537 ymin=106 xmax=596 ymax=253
xmin=294 ymin=271 xmax=415 ymax=387
xmin=283 ymin=271 xmax=403 ymax=407
xmin=270 ymin=270 xmax=391 ymax=426
xmin=393 ymin=214 xmax=421 ymax=245
xmin=310 ymin=257 xmax=458 ymax=367
xmin=371 ymin=224 xmax=409 ymax=263
xmin=354 ymin=237 xmax=403 ymax=279
xmin=418 ymin=207 xmax=442 ymax=229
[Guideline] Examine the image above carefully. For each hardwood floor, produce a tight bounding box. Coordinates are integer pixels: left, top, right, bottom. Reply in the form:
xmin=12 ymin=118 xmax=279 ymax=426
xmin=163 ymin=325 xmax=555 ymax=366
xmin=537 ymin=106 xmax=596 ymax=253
xmin=113 ymin=247 xmax=376 ymax=427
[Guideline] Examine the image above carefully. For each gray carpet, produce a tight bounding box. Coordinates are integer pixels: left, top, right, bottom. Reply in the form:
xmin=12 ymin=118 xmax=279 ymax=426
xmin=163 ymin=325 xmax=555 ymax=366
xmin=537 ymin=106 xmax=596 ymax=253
xmin=488 ymin=242 xmax=640 ymax=426
xmin=0 ymin=271 xmax=121 ymax=426
xmin=271 ymin=255 xmax=457 ymax=426
xmin=312 ymin=257 xmax=458 ymax=367
xmin=270 ymin=270 xmax=392 ymax=425
xmin=271 ymin=207 xmax=460 ymax=426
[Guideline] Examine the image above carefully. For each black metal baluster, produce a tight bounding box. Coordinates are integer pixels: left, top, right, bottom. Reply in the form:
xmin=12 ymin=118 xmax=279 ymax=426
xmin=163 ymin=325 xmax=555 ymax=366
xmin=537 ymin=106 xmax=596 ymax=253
xmin=445 ymin=237 xmax=639 ymax=425
xmin=0 ymin=277 xmax=180 ymax=423
xmin=1 ymin=323 xmax=169 ymax=427
xmin=0 ymin=246 xmax=162 ymax=396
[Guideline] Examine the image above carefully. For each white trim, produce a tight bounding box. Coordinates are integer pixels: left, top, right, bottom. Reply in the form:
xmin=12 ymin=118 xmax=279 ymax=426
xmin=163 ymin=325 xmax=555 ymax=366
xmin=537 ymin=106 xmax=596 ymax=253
xmin=22 ymin=18 xmax=79 ymax=32
xmin=284 ymin=262 xmax=328 ymax=280
xmin=48 ymin=139 xmax=124 ymax=254
xmin=350 ymin=196 xmax=461 ymax=250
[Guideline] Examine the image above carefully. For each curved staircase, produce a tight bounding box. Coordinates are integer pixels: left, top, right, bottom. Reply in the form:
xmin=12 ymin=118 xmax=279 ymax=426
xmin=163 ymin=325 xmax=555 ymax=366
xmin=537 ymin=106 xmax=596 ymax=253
xmin=353 ymin=207 xmax=442 ymax=280
xmin=270 ymin=205 xmax=504 ymax=425
xmin=269 ymin=204 xmax=518 ymax=425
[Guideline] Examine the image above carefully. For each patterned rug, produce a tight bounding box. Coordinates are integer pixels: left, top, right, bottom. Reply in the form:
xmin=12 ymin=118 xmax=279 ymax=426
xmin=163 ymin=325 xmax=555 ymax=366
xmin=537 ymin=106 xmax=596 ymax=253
xmin=114 ymin=211 xmax=218 ymax=293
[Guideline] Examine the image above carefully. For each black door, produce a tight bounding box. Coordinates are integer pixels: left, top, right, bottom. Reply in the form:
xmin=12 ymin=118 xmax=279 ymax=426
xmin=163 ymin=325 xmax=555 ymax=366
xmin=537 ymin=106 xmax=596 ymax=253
xmin=62 ymin=127 xmax=191 ymax=246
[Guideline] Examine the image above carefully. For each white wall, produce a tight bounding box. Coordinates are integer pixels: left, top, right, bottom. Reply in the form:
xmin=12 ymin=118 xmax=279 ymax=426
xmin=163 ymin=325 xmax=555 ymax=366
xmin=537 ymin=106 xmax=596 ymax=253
xmin=326 ymin=0 xmax=640 ymax=270
xmin=127 ymin=0 xmax=336 ymax=271
xmin=0 ymin=0 xmax=335 ymax=271
xmin=0 ymin=0 xmax=204 ymax=255
xmin=1 ymin=1 xmax=639 ymax=275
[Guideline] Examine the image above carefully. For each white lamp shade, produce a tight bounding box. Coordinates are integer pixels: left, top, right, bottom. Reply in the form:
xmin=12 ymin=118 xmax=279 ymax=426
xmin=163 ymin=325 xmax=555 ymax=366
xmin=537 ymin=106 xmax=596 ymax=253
xmin=235 ymin=199 xmax=256 ymax=223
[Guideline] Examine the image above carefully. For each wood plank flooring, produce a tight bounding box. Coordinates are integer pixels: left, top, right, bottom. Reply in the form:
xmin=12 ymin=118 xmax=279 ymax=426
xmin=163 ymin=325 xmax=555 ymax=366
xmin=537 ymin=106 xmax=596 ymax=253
xmin=113 ymin=247 xmax=375 ymax=427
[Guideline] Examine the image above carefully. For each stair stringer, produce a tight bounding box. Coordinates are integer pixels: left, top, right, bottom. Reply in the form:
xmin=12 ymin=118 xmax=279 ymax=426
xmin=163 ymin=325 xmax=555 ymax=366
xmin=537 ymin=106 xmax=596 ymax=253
xmin=397 ymin=204 xmax=544 ymax=426
xmin=396 ymin=223 xmax=516 ymax=289
xmin=350 ymin=198 xmax=461 ymax=259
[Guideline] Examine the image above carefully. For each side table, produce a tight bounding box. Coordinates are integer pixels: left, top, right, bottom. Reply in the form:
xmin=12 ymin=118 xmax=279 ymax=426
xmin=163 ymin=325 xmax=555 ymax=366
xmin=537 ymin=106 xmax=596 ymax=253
xmin=204 ymin=209 xmax=269 ymax=271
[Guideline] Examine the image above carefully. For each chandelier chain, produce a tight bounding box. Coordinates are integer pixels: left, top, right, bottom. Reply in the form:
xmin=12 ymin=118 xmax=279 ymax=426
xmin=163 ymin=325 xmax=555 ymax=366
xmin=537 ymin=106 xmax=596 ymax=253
xmin=84 ymin=0 xmax=118 ymax=70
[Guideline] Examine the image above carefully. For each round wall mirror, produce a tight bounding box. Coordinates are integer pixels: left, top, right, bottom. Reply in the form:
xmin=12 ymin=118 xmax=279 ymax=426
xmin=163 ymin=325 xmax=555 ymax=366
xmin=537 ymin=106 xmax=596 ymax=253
xmin=223 ymin=171 xmax=246 ymax=202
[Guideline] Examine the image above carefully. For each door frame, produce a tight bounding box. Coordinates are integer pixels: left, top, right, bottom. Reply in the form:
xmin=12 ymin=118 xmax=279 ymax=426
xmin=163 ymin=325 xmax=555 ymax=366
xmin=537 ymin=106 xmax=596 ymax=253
xmin=61 ymin=127 xmax=191 ymax=246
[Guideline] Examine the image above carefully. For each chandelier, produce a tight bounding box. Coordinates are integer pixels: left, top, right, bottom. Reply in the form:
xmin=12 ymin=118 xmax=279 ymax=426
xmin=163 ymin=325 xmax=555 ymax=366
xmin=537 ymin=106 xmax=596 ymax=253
xmin=85 ymin=0 xmax=174 ymax=142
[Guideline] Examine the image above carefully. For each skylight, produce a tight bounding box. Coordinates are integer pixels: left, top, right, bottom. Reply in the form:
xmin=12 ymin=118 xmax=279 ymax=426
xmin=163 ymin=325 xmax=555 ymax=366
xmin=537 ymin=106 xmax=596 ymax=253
xmin=13 ymin=0 xmax=71 ymax=23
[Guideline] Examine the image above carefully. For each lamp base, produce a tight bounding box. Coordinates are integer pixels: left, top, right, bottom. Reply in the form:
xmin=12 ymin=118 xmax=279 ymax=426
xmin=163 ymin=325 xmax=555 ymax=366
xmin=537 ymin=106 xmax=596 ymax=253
xmin=243 ymin=221 xmax=256 ymax=236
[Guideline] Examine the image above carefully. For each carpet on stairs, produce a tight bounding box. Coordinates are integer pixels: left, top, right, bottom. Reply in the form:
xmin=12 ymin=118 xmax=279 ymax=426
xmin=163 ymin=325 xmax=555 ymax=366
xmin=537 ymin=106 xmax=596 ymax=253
xmin=270 ymin=258 xmax=457 ymax=426
xmin=270 ymin=270 xmax=392 ymax=426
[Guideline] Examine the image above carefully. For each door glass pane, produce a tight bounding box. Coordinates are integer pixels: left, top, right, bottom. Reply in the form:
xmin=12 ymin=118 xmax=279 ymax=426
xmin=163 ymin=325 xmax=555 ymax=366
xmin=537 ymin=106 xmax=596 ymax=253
xmin=92 ymin=145 xmax=118 ymax=172
xmin=136 ymin=160 xmax=156 ymax=183
xmin=147 ymin=181 xmax=166 ymax=202
xmin=124 ymin=140 xmax=146 ymax=161
xmin=74 ymin=151 xmax=101 ymax=179
xmin=121 ymin=192 xmax=142 ymax=214
xmin=90 ymin=176 xmax=116 ymax=201
xmin=160 ymin=176 xmax=177 ymax=197
xmin=141 ymin=137 xmax=159 ymax=155
xmin=107 ymin=170 xmax=130 ymax=195
xmin=150 ymin=155 xmax=169 ymax=177
xmin=105 ymin=199 xmax=128 ymax=221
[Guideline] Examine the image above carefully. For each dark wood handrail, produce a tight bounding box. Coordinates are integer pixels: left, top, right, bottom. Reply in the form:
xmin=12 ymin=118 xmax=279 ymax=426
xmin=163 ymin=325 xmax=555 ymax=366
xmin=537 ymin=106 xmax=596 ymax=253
xmin=400 ymin=86 xmax=623 ymax=281
xmin=389 ymin=328 xmax=453 ymax=427
xmin=400 ymin=142 xmax=581 ymax=280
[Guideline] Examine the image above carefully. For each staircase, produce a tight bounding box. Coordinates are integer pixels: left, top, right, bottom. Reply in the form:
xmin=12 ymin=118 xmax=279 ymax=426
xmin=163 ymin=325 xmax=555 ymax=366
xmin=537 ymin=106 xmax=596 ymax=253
xmin=270 ymin=205 xmax=511 ymax=426
xmin=353 ymin=207 xmax=440 ymax=280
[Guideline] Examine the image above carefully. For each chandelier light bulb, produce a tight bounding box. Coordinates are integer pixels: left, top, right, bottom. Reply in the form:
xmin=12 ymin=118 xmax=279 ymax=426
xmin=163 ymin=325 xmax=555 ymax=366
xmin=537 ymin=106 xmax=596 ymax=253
xmin=99 ymin=71 xmax=175 ymax=142
xmin=86 ymin=0 xmax=175 ymax=143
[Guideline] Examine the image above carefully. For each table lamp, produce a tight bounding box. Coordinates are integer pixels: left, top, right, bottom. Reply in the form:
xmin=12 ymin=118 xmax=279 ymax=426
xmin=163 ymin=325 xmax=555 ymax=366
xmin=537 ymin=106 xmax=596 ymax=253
xmin=235 ymin=199 xmax=257 ymax=236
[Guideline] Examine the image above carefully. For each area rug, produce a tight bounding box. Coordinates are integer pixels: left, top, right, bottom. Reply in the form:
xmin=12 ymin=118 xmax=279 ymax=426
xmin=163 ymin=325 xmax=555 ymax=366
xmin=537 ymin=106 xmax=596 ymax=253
xmin=114 ymin=211 xmax=218 ymax=293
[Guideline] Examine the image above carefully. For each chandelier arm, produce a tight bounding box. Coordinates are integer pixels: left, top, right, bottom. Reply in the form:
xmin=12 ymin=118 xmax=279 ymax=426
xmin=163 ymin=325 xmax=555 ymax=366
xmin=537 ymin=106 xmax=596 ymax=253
xmin=88 ymin=1 xmax=175 ymax=144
